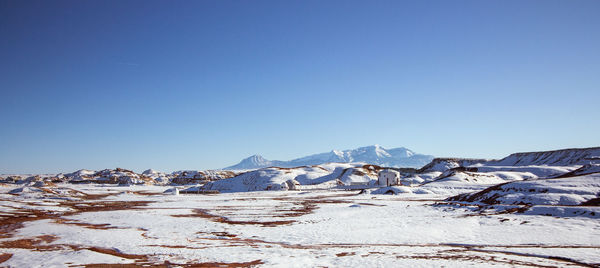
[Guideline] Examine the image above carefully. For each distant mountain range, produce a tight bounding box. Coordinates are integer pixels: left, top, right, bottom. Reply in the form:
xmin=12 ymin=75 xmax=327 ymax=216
xmin=224 ymin=145 xmax=435 ymax=170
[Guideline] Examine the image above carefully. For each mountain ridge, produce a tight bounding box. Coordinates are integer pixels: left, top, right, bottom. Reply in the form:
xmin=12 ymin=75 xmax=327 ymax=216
xmin=224 ymin=145 xmax=434 ymax=170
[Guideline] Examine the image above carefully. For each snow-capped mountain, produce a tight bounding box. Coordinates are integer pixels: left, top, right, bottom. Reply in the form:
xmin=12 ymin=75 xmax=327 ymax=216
xmin=225 ymin=155 xmax=279 ymax=170
xmin=224 ymin=145 xmax=434 ymax=170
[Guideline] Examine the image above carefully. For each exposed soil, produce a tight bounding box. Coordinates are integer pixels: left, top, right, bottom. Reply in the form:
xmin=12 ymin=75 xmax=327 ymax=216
xmin=0 ymin=235 xmax=62 ymax=251
xmin=207 ymin=231 xmax=238 ymax=238
xmin=187 ymin=231 xmax=600 ymax=267
xmin=128 ymin=191 xmax=164 ymax=196
xmin=54 ymin=219 xmax=125 ymax=230
xmin=184 ymin=259 xmax=264 ymax=267
xmin=273 ymin=200 xmax=317 ymax=217
xmin=0 ymin=253 xmax=13 ymax=264
xmin=82 ymin=259 xmax=264 ymax=268
xmin=395 ymin=252 xmax=558 ymax=267
xmin=335 ymin=252 xmax=356 ymax=257
xmin=173 ymin=209 xmax=296 ymax=227
xmin=172 ymin=193 xmax=362 ymax=227
xmin=61 ymin=201 xmax=154 ymax=214
xmin=144 ymin=244 xmax=208 ymax=250
xmin=0 ymin=209 xmax=58 ymax=239
xmin=2 ymin=188 xmax=598 ymax=267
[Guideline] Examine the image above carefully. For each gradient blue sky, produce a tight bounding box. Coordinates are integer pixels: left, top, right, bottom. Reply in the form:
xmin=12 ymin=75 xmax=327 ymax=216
xmin=1 ymin=0 xmax=599 ymax=173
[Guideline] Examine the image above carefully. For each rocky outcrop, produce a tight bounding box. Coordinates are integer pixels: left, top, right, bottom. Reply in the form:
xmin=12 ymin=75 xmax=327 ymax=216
xmin=418 ymin=158 xmax=490 ymax=173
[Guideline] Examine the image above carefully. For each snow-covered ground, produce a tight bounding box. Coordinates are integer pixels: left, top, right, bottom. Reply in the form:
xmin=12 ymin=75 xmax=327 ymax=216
xmin=1 ymin=146 xmax=599 ymax=267
xmin=0 ymin=182 xmax=599 ymax=267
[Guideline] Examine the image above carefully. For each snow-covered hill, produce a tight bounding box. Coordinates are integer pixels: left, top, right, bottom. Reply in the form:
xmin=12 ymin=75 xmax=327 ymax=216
xmin=448 ymin=173 xmax=600 ymax=206
xmin=417 ymin=158 xmax=490 ymax=173
xmin=491 ymin=147 xmax=600 ymax=166
xmin=224 ymin=145 xmax=434 ymax=170
xmin=202 ymin=163 xmax=385 ymax=192
xmin=0 ymin=168 xmax=240 ymax=186
xmin=224 ymin=155 xmax=277 ymax=170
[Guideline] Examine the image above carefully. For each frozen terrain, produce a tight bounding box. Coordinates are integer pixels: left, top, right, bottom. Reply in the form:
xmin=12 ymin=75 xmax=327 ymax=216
xmin=0 ymin=146 xmax=599 ymax=267
xmin=0 ymin=184 xmax=599 ymax=267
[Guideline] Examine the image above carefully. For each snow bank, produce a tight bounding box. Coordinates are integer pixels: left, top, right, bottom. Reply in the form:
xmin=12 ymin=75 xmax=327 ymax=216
xmin=448 ymin=173 xmax=600 ymax=206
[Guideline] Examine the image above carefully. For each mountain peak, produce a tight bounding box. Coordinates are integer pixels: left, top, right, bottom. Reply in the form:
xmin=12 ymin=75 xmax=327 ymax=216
xmin=357 ymin=144 xmax=383 ymax=150
xmin=243 ymin=154 xmax=268 ymax=163
xmin=223 ymin=154 xmax=273 ymax=170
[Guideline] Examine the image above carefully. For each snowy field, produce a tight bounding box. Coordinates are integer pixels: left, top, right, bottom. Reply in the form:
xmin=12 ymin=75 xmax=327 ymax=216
xmin=1 ymin=183 xmax=599 ymax=267
xmin=1 ymin=147 xmax=599 ymax=267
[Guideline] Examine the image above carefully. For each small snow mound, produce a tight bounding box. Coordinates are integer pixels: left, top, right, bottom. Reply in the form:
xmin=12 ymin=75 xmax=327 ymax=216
xmin=418 ymin=158 xmax=488 ymax=173
xmin=142 ymin=169 xmax=159 ymax=175
xmin=163 ymin=187 xmax=179 ymax=195
xmin=447 ymin=173 xmax=600 ymax=207
xmin=371 ymin=186 xmax=436 ymax=195
xmin=9 ymin=186 xmax=44 ymax=194
xmin=412 ymin=188 xmax=434 ymax=194
xmin=31 ymin=181 xmax=56 ymax=187
xmin=371 ymin=186 xmax=413 ymax=195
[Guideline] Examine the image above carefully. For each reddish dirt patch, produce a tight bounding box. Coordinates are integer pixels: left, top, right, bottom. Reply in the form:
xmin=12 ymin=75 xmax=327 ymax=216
xmin=0 ymin=253 xmax=13 ymax=264
xmin=208 ymin=232 xmax=238 ymax=238
xmin=273 ymin=195 xmax=361 ymax=218
xmin=336 ymin=252 xmax=356 ymax=257
xmin=82 ymin=259 xmax=264 ymax=268
xmin=39 ymin=187 xmax=58 ymax=194
xmin=273 ymin=200 xmax=317 ymax=217
xmin=61 ymin=201 xmax=153 ymax=214
xmin=0 ymin=199 xmax=153 ymax=242
xmin=173 ymin=209 xmax=296 ymax=227
xmin=361 ymin=251 xmax=386 ymax=257
xmin=173 ymin=193 xmax=373 ymax=227
xmin=0 ymin=237 xmax=161 ymax=266
xmin=0 ymin=222 xmax=24 ymax=239
xmin=185 ymin=259 xmax=264 ymax=267
xmin=191 ymin=234 xmax=322 ymax=250
xmin=130 ymin=191 xmax=163 ymax=196
xmin=0 ymin=235 xmax=61 ymax=251
xmin=393 ymin=248 xmax=592 ymax=268
xmin=0 ymin=209 xmax=58 ymax=239
xmin=83 ymin=264 xmax=150 ymax=268
xmin=85 ymin=246 xmax=148 ymax=260
xmin=54 ymin=219 xmax=123 ymax=230
xmin=37 ymin=234 xmax=58 ymax=243
xmin=145 ymin=244 xmax=209 ymax=250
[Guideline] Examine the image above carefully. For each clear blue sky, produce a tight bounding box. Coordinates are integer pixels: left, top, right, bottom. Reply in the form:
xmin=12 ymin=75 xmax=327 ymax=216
xmin=1 ymin=0 xmax=599 ymax=174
